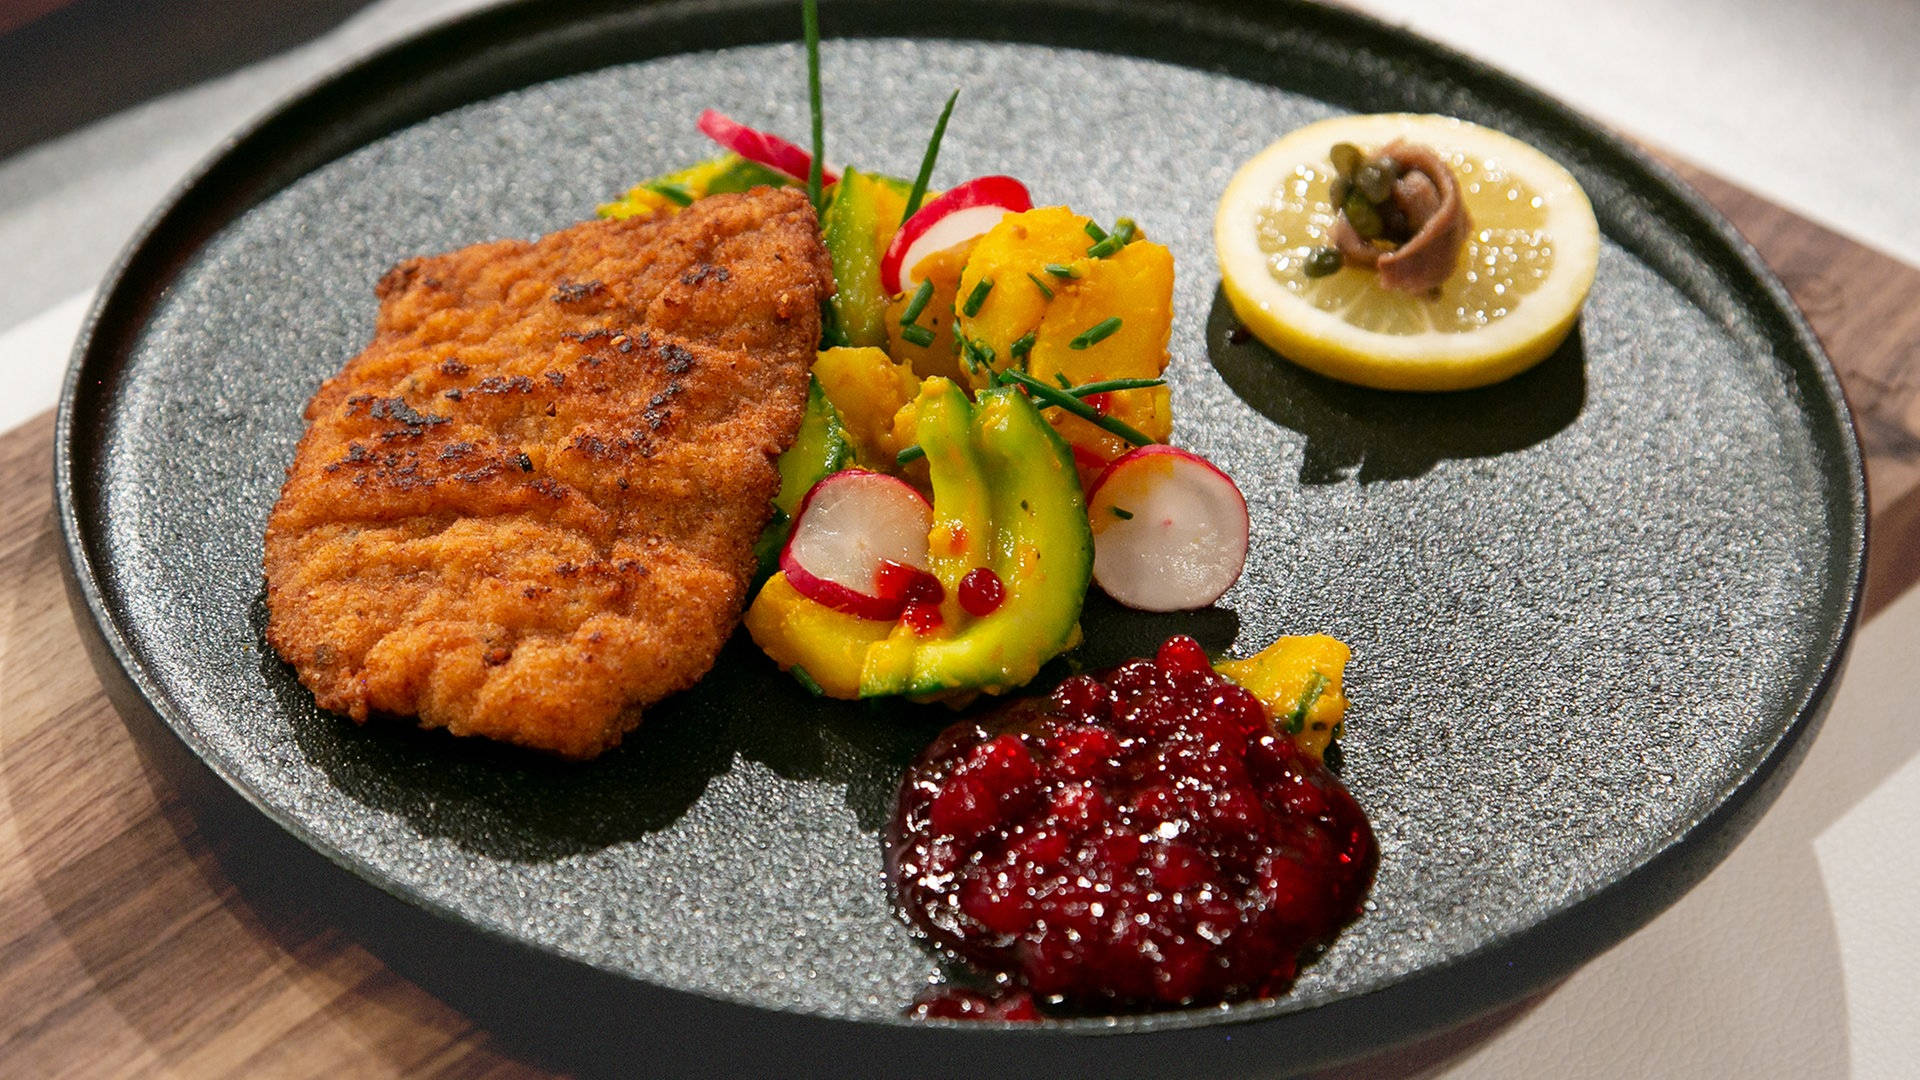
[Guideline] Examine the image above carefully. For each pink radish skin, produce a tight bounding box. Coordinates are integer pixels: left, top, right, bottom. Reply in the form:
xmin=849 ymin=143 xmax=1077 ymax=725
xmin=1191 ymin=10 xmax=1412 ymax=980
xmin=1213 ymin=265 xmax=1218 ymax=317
xmin=1085 ymin=446 xmax=1251 ymax=612
xmin=781 ymin=469 xmax=933 ymax=620
xmin=879 ymin=175 xmax=1033 ymax=295
xmin=697 ymin=109 xmax=839 ymax=185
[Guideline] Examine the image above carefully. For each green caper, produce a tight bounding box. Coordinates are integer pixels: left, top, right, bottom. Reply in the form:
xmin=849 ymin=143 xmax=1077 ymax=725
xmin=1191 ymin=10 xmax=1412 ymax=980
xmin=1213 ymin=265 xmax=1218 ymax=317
xmin=1342 ymin=189 xmax=1384 ymax=239
xmin=1354 ymin=159 xmax=1397 ymax=204
xmin=1330 ymin=175 xmax=1352 ymax=212
xmin=1303 ymin=246 xmax=1344 ymax=278
xmin=1329 ymin=142 xmax=1363 ymax=181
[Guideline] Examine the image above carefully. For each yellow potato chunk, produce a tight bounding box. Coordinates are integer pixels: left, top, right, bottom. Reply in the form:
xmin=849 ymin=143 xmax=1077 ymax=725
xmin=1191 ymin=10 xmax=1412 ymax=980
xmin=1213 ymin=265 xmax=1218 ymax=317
xmin=955 ymin=207 xmax=1175 ymax=463
xmin=813 ymin=346 xmax=919 ymax=468
xmin=1214 ymin=635 xmax=1352 ymax=760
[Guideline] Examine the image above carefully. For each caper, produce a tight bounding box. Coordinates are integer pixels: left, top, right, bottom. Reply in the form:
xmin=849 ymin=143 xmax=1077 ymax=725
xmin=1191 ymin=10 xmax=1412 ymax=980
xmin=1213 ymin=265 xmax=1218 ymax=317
xmin=1303 ymin=246 xmax=1344 ymax=278
xmin=1342 ymin=189 xmax=1384 ymax=240
xmin=1354 ymin=159 xmax=1397 ymax=204
xmin=1329 ymin=142 xmax=1363 ymax=181
xmin=1330 ymin=176 xmax=1352 ymax=212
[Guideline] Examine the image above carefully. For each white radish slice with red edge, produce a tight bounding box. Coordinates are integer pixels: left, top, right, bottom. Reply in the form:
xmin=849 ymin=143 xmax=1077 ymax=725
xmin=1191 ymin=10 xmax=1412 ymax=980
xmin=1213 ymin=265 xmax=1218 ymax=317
xmin=697 ymin=109 xmax=838 ymax=185
xmin=879 ymin=175 xmax=1033 ymax=295
xmin=781 ymin=469 xmax=934 ymax=620
xmin=1085 ymin=446 xmax=1250 ymax=612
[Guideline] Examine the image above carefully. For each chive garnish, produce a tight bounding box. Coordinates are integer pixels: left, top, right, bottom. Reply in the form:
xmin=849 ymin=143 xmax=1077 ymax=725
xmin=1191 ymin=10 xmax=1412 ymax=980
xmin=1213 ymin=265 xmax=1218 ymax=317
xmin=1112 ymin=217 xmax=1137 ymax=244
xmin=1026 ymin=271 xmax=1054 ymax=299
xmin=1066 ymin=376 xmax=1163 ymax=397
xmin=1283 ymin=673 xmax=1329 ymax=735
xmin=1069 ymin=316 xmax=1123 ymax=350
xmin=646 ymin=182 xmax=695 ymax=206
xmin=1110 ymin=506 xmax=1135 ymax=520
xmin=1009 ymin=332 xmax=1036 ymax=364
xmin=1084 ymin=221 xmax=1108 ymax=242
xmin=902 ymin=89 xmax=959 ymax=224
xmin=802 ymin=0 xmax=826 ymax=213
xmin=1086 ymin=235 xmax=1122 ymax=258
xmin=791 ymin=664 xmax=826 ymax=697
xmin=961 ymin=278 xmax=993 ymax=317
xmin=1044 ymin=263 xmax=1079 ymax=279
xmin=1054 ymin=372 xmax=1073 ymax=389
xmin=896 ymin=444 xmax=926 ymax=465
xmin=900 ymin=323 xmax=935 ymax=347
xmin=900 ymin=279 xmax=935 ymax=325
xmin=994 ymin=369 xmax=1153 ymax=446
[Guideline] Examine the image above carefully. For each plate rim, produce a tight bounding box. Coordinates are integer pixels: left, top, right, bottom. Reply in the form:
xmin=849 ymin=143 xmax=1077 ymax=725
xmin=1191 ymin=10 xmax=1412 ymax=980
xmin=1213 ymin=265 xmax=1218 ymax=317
xmin=50 ymin=0 xmax=1869 ymax=1067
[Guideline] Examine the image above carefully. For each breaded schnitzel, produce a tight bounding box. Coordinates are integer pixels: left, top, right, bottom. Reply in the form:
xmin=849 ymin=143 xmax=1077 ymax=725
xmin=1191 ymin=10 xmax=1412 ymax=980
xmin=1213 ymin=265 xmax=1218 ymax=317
xmin=264 ymin=187 xmax=832 ymax=758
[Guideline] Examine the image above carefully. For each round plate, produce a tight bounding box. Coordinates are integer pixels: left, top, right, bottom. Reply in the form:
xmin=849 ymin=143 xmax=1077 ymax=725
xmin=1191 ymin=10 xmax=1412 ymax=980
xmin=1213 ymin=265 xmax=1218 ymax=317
xmin=55 ymin=0 xmax=1864 ymax=1074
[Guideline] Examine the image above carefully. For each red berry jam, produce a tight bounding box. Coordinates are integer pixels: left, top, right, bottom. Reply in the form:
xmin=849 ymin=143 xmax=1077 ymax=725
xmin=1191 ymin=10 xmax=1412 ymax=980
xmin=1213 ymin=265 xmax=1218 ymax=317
xmin=958 ymin=567 xmax=1007 ymax=617
xmin=889 ymin=636 xmax=1376 ymax=1012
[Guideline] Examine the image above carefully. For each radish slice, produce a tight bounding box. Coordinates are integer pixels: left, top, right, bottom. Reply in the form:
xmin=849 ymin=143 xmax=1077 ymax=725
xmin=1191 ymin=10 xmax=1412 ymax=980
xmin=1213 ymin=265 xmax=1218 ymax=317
xmin=1085 ymin=446 xmax=1250 ymax=612
xmin=880 ymin=175 xmax=1033 ymax=295
xmin=697 ymin=109 xmax=838 ymax=185
xmin=781 ymin=469 xmax=933 ymax=620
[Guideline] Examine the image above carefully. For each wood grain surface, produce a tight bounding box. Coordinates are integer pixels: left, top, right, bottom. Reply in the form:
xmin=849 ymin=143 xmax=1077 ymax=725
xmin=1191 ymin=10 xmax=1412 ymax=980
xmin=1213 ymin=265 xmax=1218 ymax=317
xmin=2 ymin=170 xmax=1917 ymax=1078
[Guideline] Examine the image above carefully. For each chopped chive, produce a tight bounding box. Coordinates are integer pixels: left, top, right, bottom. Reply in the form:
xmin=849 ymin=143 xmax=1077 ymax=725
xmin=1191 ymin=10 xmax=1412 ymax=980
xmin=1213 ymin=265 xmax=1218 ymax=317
xmin=1086 ymin=235 xmax=1123 ymax=258
xmin=899 ymin=323 xmax=935 ymax=347
xmin=1054 ymin=371 xmax=1073 ymax=389
xmin=961 ymin=278 xmax=993 ymax=317
xmin=1026 ymin=271 xmax=1054 ymax=299
xmin=1066 ymin=376 xmax=1163 ymax=397
xmin=1084 ymin=221 xmax=1109 ymax=242
xmin=900 ymin=278 xmax=935 ymax=325
xmin=1009 ymin=332 xmax=1036 ymax=364
xmin=645 ymin=182 xmax=695 ymax=206
xmin=1069 ymin=316 xmax=1123 ymax=350
xmin=802 ymin=0 xmax=826 ymax=213
xmin=902 ymin=89 xmax=959 ymax=224
xmin=1283 ymin=672 xmax=1329 ymax=734
xmin=790 ymin=664 xmax=826 ymax=697
xmin=1110 ymin=506 xmax=1135 ymax=520
xmin=1044 ymin=263 xmax=1079 ymax=279
xmin=896 ymin=444 xmax=926 ymax=466
xmin=1113 ymin=217 xmax=1137 ymax=244
xmin=997 ymin=369 xmax=1153 ymax=446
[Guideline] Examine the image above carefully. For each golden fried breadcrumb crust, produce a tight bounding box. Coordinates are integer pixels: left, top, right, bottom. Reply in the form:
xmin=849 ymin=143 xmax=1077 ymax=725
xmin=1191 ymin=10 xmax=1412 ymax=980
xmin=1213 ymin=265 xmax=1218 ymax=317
xmin=264 ymin=188 xmax=832 ymax=758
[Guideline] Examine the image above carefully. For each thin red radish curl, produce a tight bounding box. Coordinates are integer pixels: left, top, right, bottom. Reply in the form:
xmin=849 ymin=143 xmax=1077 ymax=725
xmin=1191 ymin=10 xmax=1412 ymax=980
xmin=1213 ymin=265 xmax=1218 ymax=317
xmin=697 ymin=109 xmax=838 ymax=185
xmin=880 ymin=175 xmax=1033 ymax=295
xmin=1086 ymin=446 xmax=1250 ymax=612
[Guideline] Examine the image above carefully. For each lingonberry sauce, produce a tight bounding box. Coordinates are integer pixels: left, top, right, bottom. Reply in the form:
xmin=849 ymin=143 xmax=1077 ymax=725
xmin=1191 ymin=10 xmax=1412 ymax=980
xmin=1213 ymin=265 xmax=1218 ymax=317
xmin=888 ymin=636 xmax=1376 ymax=1012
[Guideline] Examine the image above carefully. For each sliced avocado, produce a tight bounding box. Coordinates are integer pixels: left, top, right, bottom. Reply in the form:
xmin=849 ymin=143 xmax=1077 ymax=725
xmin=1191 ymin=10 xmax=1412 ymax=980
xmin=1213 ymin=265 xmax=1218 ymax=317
xmin=859 ymin=382 xmax=1091 ymax=697
xmin=753 ymin=376 xmax=855 ymax=578
xmin=820 ymin=169 xmax=912 ymax=348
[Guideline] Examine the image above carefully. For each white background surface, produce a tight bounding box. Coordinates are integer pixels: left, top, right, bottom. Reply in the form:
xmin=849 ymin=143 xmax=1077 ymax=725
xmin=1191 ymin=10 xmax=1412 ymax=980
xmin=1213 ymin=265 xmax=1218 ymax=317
xmin=1 ymin=1 xmax=1915 ymax=1075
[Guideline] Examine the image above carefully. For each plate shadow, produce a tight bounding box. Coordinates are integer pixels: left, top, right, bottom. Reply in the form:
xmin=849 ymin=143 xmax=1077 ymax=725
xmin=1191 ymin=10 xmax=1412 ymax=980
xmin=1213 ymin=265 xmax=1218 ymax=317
xmin=1204 ymin=289 xmax=1587 ymax=484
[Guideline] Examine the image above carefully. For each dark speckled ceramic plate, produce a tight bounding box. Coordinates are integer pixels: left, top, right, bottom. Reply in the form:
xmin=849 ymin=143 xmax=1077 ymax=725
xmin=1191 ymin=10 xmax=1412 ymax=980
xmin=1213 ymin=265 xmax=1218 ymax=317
xmin=55 ymin=0 xmax=1864 ymax=1075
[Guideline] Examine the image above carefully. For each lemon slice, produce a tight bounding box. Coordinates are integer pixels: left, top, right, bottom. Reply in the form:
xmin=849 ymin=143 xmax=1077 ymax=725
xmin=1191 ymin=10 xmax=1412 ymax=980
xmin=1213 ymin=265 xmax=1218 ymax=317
xmin=1215 ymin=113 xmax=1599 ymax=391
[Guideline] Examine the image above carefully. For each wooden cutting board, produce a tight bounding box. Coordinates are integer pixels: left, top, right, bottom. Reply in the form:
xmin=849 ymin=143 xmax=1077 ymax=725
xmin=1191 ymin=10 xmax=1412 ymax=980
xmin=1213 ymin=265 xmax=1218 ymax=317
xmin=3 ymin=162 xmax=1917 ymax=1077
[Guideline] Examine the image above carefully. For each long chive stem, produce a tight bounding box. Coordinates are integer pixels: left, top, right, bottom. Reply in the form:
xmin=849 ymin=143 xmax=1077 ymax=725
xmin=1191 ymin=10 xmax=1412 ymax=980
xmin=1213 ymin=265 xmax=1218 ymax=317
xmin=996 ymin=369 xmax=1153 ymax=446
xmin=902 ymin=89 xmax=959 ymax=224
xmin=1065 ymin=376 xmax=1164 ymax=397
xmin=802 ymin=0 xmax=826 ymax=213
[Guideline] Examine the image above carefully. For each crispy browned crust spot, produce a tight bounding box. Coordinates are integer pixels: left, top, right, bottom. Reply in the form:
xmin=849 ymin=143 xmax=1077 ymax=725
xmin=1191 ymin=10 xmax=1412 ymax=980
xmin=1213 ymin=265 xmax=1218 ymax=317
xmin=263 ymin=188 xmax=832 ymax=758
